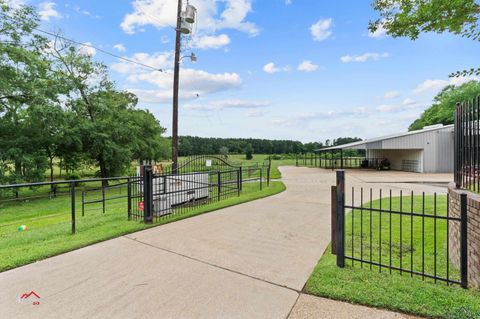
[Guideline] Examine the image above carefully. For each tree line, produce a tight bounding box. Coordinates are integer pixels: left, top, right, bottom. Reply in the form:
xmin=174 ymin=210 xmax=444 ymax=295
xmin=0 ymin=2 xmax=169 ymax=185
xmin=176 ymin=136 xmax=362 ymax=156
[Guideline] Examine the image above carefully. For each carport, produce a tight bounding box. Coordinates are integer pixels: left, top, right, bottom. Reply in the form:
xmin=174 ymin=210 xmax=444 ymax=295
xmin=318 ymin=124 xmax=454 ymax=173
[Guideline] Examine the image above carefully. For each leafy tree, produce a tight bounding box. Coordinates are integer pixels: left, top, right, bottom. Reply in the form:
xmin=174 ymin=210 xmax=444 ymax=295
xmin=304 ymin=142 xmax=324 ymax=152
xmin=244 ymin=144 xmax=254 ymax=160
xmin=369 ymin=0 xmax=480 ymax=76
xmin=219 ymin=146 xmax=229 ymax=157
xmin=0 ymin=1 xmax=58 ymax=183
xmin=48 ymin=37 xmax=168 ymax=181
xmin=409 ymin=81 xmax=480 ymax=130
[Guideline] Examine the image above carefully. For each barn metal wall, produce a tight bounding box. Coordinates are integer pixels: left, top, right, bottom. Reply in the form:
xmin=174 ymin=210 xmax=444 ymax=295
xmin=365 ymin=126 xmax=454 ymax=173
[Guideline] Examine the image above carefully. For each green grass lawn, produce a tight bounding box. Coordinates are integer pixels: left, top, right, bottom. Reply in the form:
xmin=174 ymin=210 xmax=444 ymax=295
xmin=0 ymin=181 xmax=286 ymax=273
xmin=305 ymin=194 xmax=480 ymax=319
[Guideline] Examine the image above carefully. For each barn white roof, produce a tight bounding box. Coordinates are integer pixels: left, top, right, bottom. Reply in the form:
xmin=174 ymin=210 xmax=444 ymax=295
xmin=319 ymin=124 xmax=454 ymax=151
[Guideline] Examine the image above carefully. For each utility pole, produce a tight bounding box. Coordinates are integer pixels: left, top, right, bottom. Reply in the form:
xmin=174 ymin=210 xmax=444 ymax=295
xmin=172 ymin=0 xmax=183 ymax=173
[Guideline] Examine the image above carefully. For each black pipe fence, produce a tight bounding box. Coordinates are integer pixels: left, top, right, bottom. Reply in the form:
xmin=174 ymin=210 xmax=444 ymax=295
xmin=455 ymin=96 xmax=480 ymax=192
xmin=295 ymin=153 xmax=387 ymax=170
xmin=333 ymin=171 xmax=468 ymax=288
xmin=0 ymin=177 xmax=132 ymax=236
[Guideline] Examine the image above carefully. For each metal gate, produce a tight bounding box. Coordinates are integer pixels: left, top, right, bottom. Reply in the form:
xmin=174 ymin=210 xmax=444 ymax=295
xmin=130 ymin=165 xmax=241 ymax=222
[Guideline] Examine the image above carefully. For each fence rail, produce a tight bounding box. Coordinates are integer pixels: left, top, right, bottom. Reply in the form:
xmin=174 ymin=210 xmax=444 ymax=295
xmin=0 ymin=177 xmax=132 ymax=235
xmin=295 ymin=153 xmax=387 ymax=170
xmin=334 ymin=171 xmax=468 ymax=288
xmin=455 ymin=96 xmax=480 ymax=192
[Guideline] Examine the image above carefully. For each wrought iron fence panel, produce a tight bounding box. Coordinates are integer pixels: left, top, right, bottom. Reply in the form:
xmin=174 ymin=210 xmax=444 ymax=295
xmin=333 ymin=171 xmax=468 ymax=288
xmin=455 ymin=96 xmax=480 ymax=192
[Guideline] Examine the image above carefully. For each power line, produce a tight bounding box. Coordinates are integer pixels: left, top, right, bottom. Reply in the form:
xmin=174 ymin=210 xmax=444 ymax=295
xmin=0 ymin=12 xmax=165 ymax=72
xmin=37 ymin=29 xmax=165 ymax=72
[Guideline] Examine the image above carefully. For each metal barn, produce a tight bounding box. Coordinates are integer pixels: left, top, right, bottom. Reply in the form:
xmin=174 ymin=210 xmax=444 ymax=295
xmin=321 ymin=124 xmax=454 ymax=173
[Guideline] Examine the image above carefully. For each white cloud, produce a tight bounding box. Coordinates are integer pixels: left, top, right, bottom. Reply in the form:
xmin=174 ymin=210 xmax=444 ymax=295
xmin=246 ymin=109 xmax=266 ymax=117
xmin=340 ymin=52 xmax=389 ymax=63
xmin=217 ymin=0 xmax=259 ymax=36
xmin=111 ymin=52 xmax=242 ymax=103
xmin=413 ymin=76 xmax=478 ymax=94
xmin=298 ymin=60 xmax=319 ymax=72
xmin=384 ymin=90 xmax=400 ymax=99
xmin=368 ymin=21 xmax=387 ymax=38
xmin=73 ymin=5 xmax=101 ymax=19
xmin=402 ymin=98 xmax=417 ymax=106
xmin=121 ymin=0 xmax=258 ymax=37
xmin=78 ymin=42 xmax=96 ymax=56
xmin=263 ymin=62 xmax=280 ymax=74
xmin=111 ymin=52 xmax=172 ymax=74
xmin=193 ymin=34 xmax=230 ymax=49
xmin=413 ymin=79 xmax=448 ymax=94
xmin=184 ymin=99 xmax=270 ymax=111
xmin=310 ymin=18 xmax=333 ymax=42
xmin=376 ymin=100 xmax=421 ymax=113
xmin=272 ymin=108 xmax=369 ymax=127
xmin=113 ymin=43 xmax=127 ymax=52
xmin=38 ymin=2 xmax=61 ymax=21
xmin=136 ymin=69 xmax=241 ymax=93
xmin=285 ymin=0 xmax=292 ymax=5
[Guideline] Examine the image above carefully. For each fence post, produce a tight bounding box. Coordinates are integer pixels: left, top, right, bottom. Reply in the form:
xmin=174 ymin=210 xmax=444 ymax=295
xmin=71 ymin=182 xmax=76 ymax=234
xmin=81 ymin=191 xmax=85 ymax=217
xmin=143 ymin=165 xmax=153 ymax=224
xmin=296 ymin=154 xmax=298 ymax=167
xmin=237 ymin=169 xmax=241 ymax=196
xmin=460 ymin=193 xmax=469 ymax=288
xmin=239 ymin=167 xmax=243 ymax=191
xmin=102 ymin=186 xmax=106 ymax=214
xmin=217 ymin=171 xmax=221 ymax=201
xmin=336 ymin=170 xmax=345 ymax=268
xmin=331 ymin=185 xmax=337 ymax=255
xmin=267 ymin=159 xmax=271 ymax=187
xmin=127 ymin=177 xmax=132 ymax=221
xmin=260 ymin=169 xmax=263 ymax=191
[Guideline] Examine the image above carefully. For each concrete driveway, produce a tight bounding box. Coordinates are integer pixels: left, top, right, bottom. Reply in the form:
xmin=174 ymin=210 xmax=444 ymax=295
xmin=0 ymin=167 xmax=450 ymax=319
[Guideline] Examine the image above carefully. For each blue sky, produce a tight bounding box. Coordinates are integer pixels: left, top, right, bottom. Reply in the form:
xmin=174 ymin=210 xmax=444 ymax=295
xmin=14 ymin=0 xmax=480 ymax=142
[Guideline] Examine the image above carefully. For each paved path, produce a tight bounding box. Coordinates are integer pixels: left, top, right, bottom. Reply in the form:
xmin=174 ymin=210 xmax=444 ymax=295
xmin=0 ymin=167 xmax=450 ymax=319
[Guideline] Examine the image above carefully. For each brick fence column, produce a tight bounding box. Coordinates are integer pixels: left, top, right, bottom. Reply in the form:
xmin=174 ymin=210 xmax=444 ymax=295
xmin=449 ymin=183 xmax=480 ymax=288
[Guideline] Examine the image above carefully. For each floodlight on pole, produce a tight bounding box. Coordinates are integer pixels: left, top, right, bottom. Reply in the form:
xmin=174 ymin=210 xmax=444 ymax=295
xmin=180 ymin=53 xmax=197 ymax=63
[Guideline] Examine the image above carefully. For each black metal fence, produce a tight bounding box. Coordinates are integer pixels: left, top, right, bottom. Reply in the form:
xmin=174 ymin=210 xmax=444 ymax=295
xmin=0 ymin=177 xmax=133 ymax=235
xmin=295 ymin=153 xmax=386 ymax=170
xmin=148 ymin=154 xmax=271 ymax=187
xmin=455 ymin=96 xmax=480 ymax=192
xmin=0 ymin=155 xmax=271 ymax=239
xmin=333 ymin=171 xmax=468 ymax=288
xmin=130 ymin=166 xmax=243 ymax=222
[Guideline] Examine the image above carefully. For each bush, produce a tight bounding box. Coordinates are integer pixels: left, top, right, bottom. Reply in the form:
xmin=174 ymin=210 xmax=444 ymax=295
xmin=65 ymin=172 xmax=81 ymax=181
xmin=245 ymin=144 xmax=253 ymax=160
xmin=64 ymin=172 xmax=84 ymax=186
